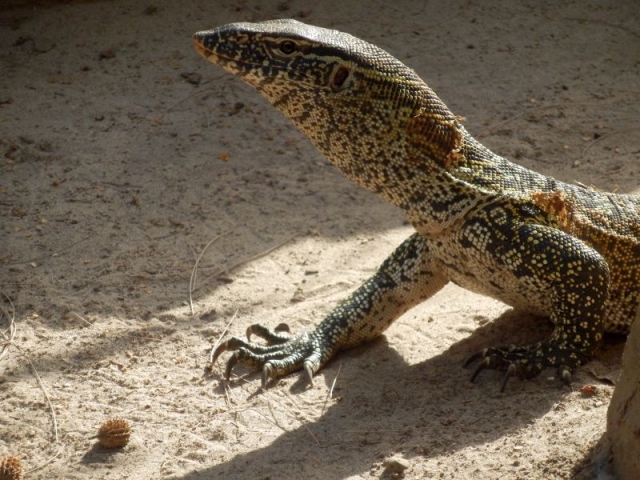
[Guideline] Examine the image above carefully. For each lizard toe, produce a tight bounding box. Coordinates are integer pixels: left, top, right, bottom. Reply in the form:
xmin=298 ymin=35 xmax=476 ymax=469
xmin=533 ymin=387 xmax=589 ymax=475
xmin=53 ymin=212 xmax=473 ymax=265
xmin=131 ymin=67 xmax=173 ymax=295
xmin=261 ymin=352 xmax=309 ymax=386
xmin=212 ymin=335 xmax=283 ymax=364
xmin=225 ymin=347 xmax=289 ymax=380
xmin=500 ymin=364 xmax=518 ymax=393
xmin=212 ymin=328 xmax=330 ymax=386
xmin=558 ymin=365 xmax=573 ymax=386
xmin=463 ymin=350 xmax=486 ymax=369
xmin=246 ymin=323 xmax=291 ymax=344
xmin=465 ymin=341 xmax=585 ymax=389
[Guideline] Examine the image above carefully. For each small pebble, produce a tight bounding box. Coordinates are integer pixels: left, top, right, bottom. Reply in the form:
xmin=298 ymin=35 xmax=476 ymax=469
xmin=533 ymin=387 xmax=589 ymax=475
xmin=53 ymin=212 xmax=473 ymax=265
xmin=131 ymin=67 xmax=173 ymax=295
xmin=382 ymin=455 xmax=410 ymax=475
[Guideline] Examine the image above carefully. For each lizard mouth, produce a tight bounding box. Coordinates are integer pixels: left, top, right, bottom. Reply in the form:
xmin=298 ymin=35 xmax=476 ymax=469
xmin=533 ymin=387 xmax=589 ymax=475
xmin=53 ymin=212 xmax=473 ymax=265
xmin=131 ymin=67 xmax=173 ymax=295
xmin=191 ymin=35 xmax=211 ymax=59
xmin=192 ymin=35 xmax=227 ymax=63
xmin=192 ymin=33 xmax=258 ymax=69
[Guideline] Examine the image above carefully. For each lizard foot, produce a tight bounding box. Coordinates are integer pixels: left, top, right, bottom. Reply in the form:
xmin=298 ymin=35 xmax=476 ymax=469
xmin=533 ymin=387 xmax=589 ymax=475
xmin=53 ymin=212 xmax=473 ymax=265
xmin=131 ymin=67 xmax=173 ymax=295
xmin=211 ymin=323 xmax=328 ymax=387
xmin=464 ymin=342 xmax=580 ymax=392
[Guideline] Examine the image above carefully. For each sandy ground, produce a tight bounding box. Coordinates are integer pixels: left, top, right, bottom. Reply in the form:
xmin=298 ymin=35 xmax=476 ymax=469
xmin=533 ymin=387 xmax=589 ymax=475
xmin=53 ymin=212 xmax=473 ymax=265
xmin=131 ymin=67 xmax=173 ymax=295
xmin=1 ymin=0 xmax=639 ymax=478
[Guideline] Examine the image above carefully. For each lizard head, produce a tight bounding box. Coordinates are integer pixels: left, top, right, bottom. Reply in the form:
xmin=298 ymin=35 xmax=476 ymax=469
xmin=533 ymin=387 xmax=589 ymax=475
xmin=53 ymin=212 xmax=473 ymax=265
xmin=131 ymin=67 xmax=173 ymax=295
xmin=193 ymin=19 xmax=394 ymax=99
xmin=193 ymin=20 xmax=365 ymax=94
xmin=193 ymin=19 xmax=462 ymax=190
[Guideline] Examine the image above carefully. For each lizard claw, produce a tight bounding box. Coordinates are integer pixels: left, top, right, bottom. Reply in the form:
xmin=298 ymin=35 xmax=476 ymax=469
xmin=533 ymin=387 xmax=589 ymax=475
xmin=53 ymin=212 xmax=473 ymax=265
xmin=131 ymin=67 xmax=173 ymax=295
xmin=467 ymin=354 xmax=518 ymax=392
xmin=224 ymin=353 xmax=239 ymax=380
xmin=464 ymin=341 xmax=582 ymax=390
xmin=261 ymin=363 xmax=273 ymax=388
xmin=304 ymin=362 xmax=315 ymax=386
xmin=210 ymin=323 xmax=329 ymax=386
xmin=212 ymin=337 xmax=247 ymax=364
xmin=463 ymin=350 xmax=485 ymax=369
xmin=558 ymin=366 xmax=572 ymax=386
xmin=468 ymin=356 xmax=490 ymax=383
xmin=247 ymin=323 xmax=291 ymax=343
xmin=500 ymin=363 xmax=518 ymax=393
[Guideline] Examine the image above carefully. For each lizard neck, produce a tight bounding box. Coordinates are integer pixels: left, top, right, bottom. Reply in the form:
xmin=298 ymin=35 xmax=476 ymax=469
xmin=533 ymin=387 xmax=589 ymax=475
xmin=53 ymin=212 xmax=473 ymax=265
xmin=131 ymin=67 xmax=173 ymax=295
xmin=257 ymin=80 xmax=504 ymax=234
xmin=257 ymin=73 xmax=550 ymax=235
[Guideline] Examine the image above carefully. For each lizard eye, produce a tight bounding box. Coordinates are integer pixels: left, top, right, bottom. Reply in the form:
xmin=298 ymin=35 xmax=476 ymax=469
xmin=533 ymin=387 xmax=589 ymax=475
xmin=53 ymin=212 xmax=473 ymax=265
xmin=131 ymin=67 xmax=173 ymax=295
xmin=278 ymin=40 xmax=297 ymax=55
xmin=331 ymin=65 xmax=351 ymax=91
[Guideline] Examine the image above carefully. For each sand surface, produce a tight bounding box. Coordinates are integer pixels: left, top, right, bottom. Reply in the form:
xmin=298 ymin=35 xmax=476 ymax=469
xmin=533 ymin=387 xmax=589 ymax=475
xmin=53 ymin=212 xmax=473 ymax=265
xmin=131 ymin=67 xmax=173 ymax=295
xmin=1 ymin=0 xmax=639 ymax=478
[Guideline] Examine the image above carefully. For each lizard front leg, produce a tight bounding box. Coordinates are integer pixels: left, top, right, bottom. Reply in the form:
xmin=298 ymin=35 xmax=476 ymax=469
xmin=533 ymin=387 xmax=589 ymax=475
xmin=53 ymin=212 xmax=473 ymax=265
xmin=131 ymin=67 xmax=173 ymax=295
xmin=464 ymin=221 xmax=610 ymax=390
xmin=212 ymin=232 xmax=448 ymax=386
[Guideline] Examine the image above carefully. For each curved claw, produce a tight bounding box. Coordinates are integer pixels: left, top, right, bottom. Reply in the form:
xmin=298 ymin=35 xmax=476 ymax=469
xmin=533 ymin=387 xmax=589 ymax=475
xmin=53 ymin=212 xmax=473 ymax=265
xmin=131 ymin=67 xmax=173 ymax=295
xmin=211 ymin=339 xmax=233 ymax=364
xmin=210 ymin=325 xmax=328 ymax=386
xmin=261 ymin=363 xmax=272 ymax=388
xmin=470 ymin=356 xmax=490 ymax=383
xmin=464 ymin=341 xmax=582 ymax=390
xmin=463 ymin=350 xmax=485 ymax=369
xmin=500 ymin=363 xmax=518 ymax=393
xmin=246 ymin=323 xmax=291 ymax=344
xmin=224 ymin=353 xmax=239 ymax=380
xmin=304 ymin=362 xmax=314 ymax=386
xmin=470 ymin=357 xmax=518 ymax=392
xmin=558 ymin=366 xmax=572 ymax=386
xmin=212 ymin=336 xmax=261 ymax=364
xmin=274 ymin=323 xmax=291 ymax=334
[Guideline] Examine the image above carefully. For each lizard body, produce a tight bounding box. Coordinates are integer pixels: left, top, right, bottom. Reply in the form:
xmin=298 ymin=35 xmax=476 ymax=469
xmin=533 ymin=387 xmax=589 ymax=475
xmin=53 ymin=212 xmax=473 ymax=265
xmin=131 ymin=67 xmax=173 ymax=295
xmin=193 ymin=19 xmax=640 ymax=389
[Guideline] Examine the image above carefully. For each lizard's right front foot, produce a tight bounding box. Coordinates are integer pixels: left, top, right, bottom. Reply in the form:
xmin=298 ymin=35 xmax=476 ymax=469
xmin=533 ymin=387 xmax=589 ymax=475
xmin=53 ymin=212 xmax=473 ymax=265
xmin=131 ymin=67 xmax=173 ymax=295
xmin=211 ymin=323 xmax=328 ymax=387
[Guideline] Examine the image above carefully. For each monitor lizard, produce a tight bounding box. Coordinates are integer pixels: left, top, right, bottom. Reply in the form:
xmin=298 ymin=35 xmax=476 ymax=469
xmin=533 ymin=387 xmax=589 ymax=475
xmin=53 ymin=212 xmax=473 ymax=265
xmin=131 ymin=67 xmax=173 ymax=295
xmin=192 ymin=19 xmax=640 ymax=391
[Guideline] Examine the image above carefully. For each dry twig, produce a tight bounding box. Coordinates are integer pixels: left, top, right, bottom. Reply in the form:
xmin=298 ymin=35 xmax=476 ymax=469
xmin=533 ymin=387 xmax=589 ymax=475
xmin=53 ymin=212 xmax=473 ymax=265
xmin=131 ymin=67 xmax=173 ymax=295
xmin=321 ymin=361 xmax=343 ymax=415
xmin=24 ymin=444 xmax=65 ymax=476
xmin=0 ymin=289 xmax=16 ymax=362
xmin=0 ymin=290 xmax=59 ymax=443
xmin=188 ymin=232 xmax=228 ymax=315
xmin=244 ymin=377 xmax=321 ymax=446
xmin=18 ymin=349 xmax=59 ymax=443
xmin=5 ymin=235 xmax=92 ymax=267
xmin=199 ymin=234 xmax=299 ymax=286
xmin=581 ymin=126 xmax=640 ymax=159
xmin=69 ymin=311 xmax=93 ymax=327
xmin=191 ymin=233 xmax=299 ymax=315
xmin=207 ymin=309 xmax=238 ymax=366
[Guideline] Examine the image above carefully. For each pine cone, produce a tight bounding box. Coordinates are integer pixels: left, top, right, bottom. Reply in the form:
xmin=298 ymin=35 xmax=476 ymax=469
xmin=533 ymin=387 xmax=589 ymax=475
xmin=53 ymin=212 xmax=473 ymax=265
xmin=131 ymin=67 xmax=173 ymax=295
xmin=0 ymin=456 xmax=23 ymax=480
xmin=97 ymin=418 xmax=132 ymax=449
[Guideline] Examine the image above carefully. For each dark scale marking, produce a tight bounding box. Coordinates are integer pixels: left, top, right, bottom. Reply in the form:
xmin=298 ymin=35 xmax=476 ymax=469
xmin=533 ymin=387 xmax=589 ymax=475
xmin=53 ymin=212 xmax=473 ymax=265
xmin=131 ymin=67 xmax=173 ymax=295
xmin=194 ymin=19 xmax=640 ymax=389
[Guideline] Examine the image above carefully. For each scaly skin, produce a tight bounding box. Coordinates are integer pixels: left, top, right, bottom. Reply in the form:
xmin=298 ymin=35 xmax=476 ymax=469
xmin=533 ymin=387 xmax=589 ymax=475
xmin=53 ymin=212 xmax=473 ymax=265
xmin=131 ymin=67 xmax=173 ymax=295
xmin=192 ymin=19 xmax=640 ymax=390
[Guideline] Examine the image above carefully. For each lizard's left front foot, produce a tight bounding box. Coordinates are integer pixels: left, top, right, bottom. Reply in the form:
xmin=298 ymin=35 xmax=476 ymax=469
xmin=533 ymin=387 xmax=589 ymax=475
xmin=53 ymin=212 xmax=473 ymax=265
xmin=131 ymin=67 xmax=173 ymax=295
xmin=464 ymin=341 xmax=587 ymax=392
xmin=210 ymin=323 xmax=333 ymax=387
